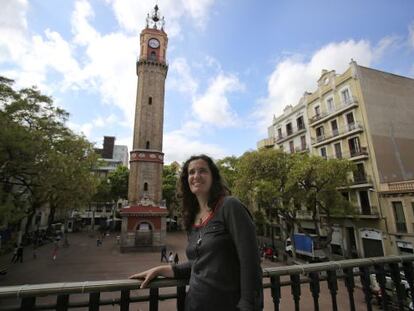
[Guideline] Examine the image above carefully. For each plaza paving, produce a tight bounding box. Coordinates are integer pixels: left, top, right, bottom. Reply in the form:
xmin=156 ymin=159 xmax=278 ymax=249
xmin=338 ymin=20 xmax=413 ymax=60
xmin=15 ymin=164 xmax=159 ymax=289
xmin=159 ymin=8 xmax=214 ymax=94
xmin=0 ymin=231 xmax=371 ymax=310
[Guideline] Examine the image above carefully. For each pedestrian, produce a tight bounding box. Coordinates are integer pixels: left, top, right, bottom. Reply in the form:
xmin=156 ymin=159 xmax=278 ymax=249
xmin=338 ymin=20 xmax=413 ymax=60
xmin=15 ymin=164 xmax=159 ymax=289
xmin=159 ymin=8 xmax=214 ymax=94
xmin=174 ymin=253 xmax=179 ymax=265
xmin=15 ymin=245 xmax=23 ymax=263
xmin=116 ymin=235 xmax=121 ymax=245
xmin=11 ymin=243 xmax=18 ymax=263
xmin=130 ymin=154 xmax=263 ymax=310
xmin=160 ymin=245 xmax=168 ymax=262
xmin=96 ymin=237 xmax=101 ymax=246
xmin=168 ymin=251 xmax=174 ymax=264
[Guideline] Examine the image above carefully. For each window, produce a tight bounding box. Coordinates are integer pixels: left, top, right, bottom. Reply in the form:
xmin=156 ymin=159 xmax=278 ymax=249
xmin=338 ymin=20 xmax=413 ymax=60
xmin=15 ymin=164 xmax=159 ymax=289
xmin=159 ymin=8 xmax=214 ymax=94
xmin=354 ymin=163 xmax=366 ymax=183
xmin=314 ymin=106 xmax=321 ymax=117
xmin=296 ymin=116 xmax=305 ymax=130
xmin=286 ymin=123 xmax=293 ymax=135
xmin=320 ymin=147 xmax=327 ymax=159
xmin=316 ymin=126 xmax=324 ymax=141
xmin=359 ymin=191 xmax=371 ymax=215
xmin=326 ymin=97 xmax=334 ymax=112
xmin=393 ymin=201 xmax=407 ymax=233
xmin=277 ymin=128 xmax=282 ymax=139
xmin=148 ymin=97 xmax=152 ymax=105
xmin=348 ymin=137 xmax=361 ymax=156
xmin=331 ymin=119 xmax=338 ymax=136
xmin=289 ymin=141 xmax=294 ymax=153
xmin=300 ymin=135 xmax=306 ymax=150
xmin=146 ymin=141 xmax=150 ymax=149
xmin=334 ymin=143 xmax=342 ymax=159
xmin=144 ymin=182 xmax=148 ymax=192
xmin=150 ymin=51 xmax=157 ymax=61
xmin=342 ymin=89 xmax=351 ymax=104
xmin=346 ymin=112 xmax=355 ymax=130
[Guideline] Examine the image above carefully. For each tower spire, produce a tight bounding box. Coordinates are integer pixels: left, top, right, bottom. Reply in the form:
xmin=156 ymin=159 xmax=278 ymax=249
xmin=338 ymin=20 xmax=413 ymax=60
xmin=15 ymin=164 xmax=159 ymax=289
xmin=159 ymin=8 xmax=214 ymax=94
xmin=146 ymin=5 xmax=165 ymax=30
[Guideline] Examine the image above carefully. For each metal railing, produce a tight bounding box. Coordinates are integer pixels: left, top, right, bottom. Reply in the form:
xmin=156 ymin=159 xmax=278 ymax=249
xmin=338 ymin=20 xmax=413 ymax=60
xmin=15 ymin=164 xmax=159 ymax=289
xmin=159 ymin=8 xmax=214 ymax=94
xmin=1 ymin=256 xmax=414 ymax=311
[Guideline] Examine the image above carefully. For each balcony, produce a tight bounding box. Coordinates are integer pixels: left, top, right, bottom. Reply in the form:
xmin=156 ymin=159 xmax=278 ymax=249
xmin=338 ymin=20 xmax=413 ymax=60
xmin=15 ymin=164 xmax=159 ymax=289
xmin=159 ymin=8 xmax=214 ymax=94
xmin=312 ymin=122 xmax=363 ymax=148
xmin=1 ymin=256 xmax=414 ymax=310
xmin=309 ymin=96 xmax=359 ymax=127
xmin=349 ymin=147 xmax=369 ymax=160
xmin=257 ymin=137 xmax=275 ymax=150
xmin=294 ymin=145 xmax=309 ymax=153
xmin=276 ymin=127 xmax=307 ymax=144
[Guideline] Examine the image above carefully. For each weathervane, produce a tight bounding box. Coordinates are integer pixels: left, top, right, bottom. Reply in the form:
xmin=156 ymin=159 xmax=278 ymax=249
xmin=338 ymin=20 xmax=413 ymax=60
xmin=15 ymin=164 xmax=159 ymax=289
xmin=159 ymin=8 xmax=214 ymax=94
xmin=146 ymin=5 xmax=165 ymax=30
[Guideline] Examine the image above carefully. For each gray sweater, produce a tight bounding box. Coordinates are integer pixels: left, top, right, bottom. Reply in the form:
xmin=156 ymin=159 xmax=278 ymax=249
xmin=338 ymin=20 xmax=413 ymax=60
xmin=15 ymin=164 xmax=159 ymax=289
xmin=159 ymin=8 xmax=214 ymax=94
xmin=172 ymin=196 xmax=263 ymax=311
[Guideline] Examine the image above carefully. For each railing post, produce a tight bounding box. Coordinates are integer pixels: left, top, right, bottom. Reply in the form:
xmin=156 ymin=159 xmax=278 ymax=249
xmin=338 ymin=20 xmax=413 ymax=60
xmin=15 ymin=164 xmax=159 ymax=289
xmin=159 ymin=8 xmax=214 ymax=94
xmin=308 ymin=272 xmax=320 ymax=311
xmin=359 ymin=266 xmax=373 ymax=311
xmin=290 ymin=274 xmax=301 ymax=311
xmin=343 ymin=268 xmax=356 ymax=311
xmin=149 ymin=287 xmax=159 ymax=311
xmin=120 ymin=289 xmax=130 ymax=311
xmin=270 ymin=276 xmax=281 ymax=311
xmin=177 ymin=285 xmax=186 ymax=311
xmin=56 ymin=294 xmax=69 ymax=311
xmin=389 ymin=263 xmax=406 ymax=311
xmin=374 ymin=264 xmax=389 ymax=311
xmin=89 ymin=292 xmax=100 ymax=311
xmin=327 ymin=270 xmax=338 ymax=311
xmin=20 ymin=297 xmax=36 ymax=311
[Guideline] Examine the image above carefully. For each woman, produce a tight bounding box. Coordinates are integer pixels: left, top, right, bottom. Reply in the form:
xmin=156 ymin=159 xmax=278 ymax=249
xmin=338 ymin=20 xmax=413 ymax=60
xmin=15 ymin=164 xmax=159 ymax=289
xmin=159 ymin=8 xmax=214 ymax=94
xmin=129 ymin=154 xmax=263 ymax=311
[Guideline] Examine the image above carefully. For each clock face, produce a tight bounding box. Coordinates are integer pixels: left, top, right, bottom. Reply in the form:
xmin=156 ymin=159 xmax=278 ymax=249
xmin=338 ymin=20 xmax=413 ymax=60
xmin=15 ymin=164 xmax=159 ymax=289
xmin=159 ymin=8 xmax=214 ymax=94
xmin=148 ymin=38 xmax=160 ymax=49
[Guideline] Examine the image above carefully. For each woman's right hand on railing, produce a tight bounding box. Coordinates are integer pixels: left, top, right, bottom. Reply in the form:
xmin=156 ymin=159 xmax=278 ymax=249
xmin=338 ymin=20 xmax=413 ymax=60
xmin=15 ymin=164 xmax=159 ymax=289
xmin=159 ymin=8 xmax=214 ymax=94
xmin=129 ymin=265 xmax=174 ymax=289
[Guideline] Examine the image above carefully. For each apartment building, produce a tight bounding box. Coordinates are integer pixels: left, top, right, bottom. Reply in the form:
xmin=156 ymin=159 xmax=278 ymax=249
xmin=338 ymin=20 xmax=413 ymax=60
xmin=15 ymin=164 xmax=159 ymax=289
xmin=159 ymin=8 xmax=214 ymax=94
xmin=258 ymin=60 xmax=414 ymax=257
xmin=257 ymin=95 xmax=311 ymax=153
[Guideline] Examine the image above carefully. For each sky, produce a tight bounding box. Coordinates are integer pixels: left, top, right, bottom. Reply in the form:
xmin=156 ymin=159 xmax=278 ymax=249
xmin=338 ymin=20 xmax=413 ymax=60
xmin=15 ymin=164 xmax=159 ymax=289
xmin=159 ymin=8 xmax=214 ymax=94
xmin=1 ymin=0 xmax=414 ymax=164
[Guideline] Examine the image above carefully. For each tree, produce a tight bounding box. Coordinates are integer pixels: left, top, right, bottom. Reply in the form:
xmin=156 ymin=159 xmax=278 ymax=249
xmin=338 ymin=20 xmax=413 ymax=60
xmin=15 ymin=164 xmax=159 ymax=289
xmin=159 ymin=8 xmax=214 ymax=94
xmin=234 ymin=149 xmax=300 ymax=250
xmin=108 ymin=165 xmax=129 ymax=201
xmin=289 ymin=154 xmax=355 ymax=258
xmin=216 ymin=156 xmax=239 ymax=192
xmin=0 ymin=76 xmax=100 ymax=231
xmin=162 ymin=164 xmax=179 ymax=213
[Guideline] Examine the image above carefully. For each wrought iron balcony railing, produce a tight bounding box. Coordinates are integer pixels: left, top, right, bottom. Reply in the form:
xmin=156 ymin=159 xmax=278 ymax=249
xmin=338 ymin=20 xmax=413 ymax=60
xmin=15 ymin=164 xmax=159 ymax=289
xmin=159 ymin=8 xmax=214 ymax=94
xmin=1 ymin=255 xmax=414 ymax=311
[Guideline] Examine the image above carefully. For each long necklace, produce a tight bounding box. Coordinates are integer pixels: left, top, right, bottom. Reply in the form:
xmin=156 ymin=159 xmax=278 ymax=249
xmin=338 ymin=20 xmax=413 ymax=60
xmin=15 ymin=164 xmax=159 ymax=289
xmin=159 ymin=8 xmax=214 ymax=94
xmin=196 ymin=210 xmax=211 ymax=246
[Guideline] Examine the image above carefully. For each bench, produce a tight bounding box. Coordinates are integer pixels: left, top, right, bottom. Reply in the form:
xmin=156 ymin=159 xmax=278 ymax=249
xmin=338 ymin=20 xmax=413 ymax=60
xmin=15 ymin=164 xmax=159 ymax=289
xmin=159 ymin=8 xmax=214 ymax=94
xmin=0 ymin=263 xmax=10 ymax=275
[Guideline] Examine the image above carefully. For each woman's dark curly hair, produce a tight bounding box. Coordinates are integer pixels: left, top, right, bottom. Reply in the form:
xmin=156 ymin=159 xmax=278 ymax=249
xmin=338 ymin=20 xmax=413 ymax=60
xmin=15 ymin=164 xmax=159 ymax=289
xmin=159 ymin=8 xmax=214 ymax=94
xmin=180 ymin=154 xmax=230 ymax=231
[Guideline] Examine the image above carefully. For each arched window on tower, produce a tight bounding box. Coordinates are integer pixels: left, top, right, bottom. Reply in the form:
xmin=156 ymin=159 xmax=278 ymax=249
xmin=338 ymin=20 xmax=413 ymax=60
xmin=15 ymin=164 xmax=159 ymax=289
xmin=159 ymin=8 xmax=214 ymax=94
xmin=148 ymin=97 xmax=152 ymax=105
xmin=144 ymin=183 xmax=148 ymax=192
xmin=146 ymin=141 xmax=150 ymax=149
xmin=150 ymin=51 xmax=157 ymax=61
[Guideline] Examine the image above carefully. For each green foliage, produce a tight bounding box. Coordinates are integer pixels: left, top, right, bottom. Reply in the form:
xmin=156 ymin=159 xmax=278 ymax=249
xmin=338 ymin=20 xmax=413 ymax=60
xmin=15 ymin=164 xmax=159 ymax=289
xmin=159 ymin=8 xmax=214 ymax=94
xmin=0 ymin=76 xmax=100 ymax=226
xmin=216 ymin=156 xmax=239 ymax=192
xmin=220 ymin=149 xmax=356 ymax=254
xmin=93 ymin=165 xmax=129 ymax=203
xmin=162 ymin=164 xmax=179 ymax=212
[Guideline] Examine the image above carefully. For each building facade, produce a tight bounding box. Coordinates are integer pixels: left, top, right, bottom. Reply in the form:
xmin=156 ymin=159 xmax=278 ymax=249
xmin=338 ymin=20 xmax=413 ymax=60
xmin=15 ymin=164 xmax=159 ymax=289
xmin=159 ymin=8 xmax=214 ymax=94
xmin=258 ymin=60 xmax=414 ymax=257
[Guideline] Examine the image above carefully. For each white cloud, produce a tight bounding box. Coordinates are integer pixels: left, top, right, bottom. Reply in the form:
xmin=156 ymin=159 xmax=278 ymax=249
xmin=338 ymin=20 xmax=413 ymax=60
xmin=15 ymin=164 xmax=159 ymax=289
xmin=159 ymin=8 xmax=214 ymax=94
xmin=164 ymin=130 xmax=227 ymax=164
xmin=67 ymin=113 xmax=120 ymax=138
xmin=105 ymin=0 xmax=215 ymax=37
xmin=193 ymin=73 xmax=243 ymax=126
xmin=168 ymin=57 xmax=198 ymax=96
xmin=255 ymin=39 xmax=390 ymax=132
xmin=71 ymin=0 xmax=99 ymax=45
xmin=0 ymin=0 xmax=28 ymax=62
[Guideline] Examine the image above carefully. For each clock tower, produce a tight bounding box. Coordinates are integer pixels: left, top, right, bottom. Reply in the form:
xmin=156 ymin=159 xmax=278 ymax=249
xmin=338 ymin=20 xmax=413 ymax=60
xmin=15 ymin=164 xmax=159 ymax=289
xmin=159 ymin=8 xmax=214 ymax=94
xmin=121 ymin=5 xmax=168 ymax=251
